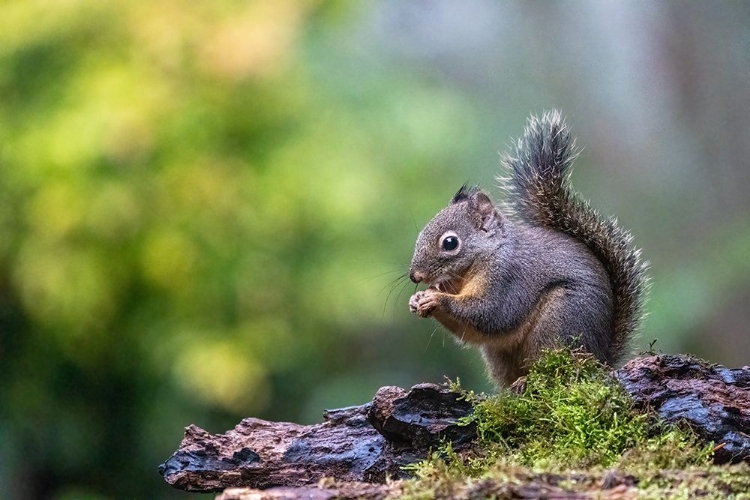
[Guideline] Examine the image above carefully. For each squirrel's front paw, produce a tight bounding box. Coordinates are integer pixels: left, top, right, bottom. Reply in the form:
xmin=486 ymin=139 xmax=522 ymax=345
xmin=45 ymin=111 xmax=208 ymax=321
xmin=409 ymin=290 xmax=438 ymax=318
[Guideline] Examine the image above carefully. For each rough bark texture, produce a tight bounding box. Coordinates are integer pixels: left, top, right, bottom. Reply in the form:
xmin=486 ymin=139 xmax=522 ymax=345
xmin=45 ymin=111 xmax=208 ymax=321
xmin=615 ymin=354 xmax=750 ymax=464
xmin=159 ymin=354 xmax=750 ymax=499
xmin=158 ymin=383 xmax=474 ymax=492
xmin=215 ymin=482 xmax=402 ymax=500
xmin=213 ymin=476 xmax=638 ymax=500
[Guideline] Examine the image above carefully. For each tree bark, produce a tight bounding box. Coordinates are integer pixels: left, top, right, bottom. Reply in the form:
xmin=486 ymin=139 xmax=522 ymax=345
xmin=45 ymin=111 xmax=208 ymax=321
xmin=159 ymin=355 xmax=750 ymax=498
xmin=615 ymin=354 xmax=750 ymax=464
xmin=158 ymin=383 xmax=475 ymax=492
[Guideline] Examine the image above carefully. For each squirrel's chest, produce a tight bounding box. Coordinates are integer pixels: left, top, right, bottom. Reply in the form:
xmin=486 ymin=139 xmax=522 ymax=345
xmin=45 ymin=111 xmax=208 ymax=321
xmin=434 ymin=286 xmax=564 ymax=352
xmin=431 ymin=306 xmax=530 ymax=351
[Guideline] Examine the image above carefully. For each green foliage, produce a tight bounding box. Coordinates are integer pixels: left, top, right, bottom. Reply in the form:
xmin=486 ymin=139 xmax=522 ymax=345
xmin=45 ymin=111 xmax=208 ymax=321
xmin=400 ymin=350 xmax=725 ymax=499
xmin=0 ymin=1 xmax=489 ymax=498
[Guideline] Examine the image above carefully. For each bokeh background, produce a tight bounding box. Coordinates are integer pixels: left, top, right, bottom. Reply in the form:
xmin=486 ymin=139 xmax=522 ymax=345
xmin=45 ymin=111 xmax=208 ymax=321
xmin=1 ymin=1 xmax=749 ymax=498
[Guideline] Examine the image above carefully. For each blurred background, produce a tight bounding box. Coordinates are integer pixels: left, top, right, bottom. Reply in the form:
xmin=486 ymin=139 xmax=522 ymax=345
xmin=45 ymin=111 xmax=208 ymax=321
xmin=1 ymin=1 xmax=749 ymax=498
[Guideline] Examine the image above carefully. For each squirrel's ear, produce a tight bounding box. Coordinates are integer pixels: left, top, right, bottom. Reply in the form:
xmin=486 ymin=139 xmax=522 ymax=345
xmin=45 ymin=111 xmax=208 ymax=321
xmin=468 ymin=191 xmax=501 ymax=231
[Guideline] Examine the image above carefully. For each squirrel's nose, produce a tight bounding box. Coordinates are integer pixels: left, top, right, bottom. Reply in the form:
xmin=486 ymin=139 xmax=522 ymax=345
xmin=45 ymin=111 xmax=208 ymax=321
xmin=409 ymin=269 xmax=424 ymax=283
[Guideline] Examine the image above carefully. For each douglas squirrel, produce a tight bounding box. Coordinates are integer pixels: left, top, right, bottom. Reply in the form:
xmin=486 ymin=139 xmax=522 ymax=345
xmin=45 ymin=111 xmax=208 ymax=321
xmin=409 ymin=111 xmax=648 ymax=386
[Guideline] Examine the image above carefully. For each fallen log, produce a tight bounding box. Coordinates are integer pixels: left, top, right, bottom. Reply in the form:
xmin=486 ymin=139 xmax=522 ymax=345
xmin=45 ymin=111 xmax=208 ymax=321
xmin=158 ymin=383 xmax=475 ymax=492
xmin=616 ymin=354 xmax=750 ymax=464
xmin=159 ymin=354 xmax=750 ymax=497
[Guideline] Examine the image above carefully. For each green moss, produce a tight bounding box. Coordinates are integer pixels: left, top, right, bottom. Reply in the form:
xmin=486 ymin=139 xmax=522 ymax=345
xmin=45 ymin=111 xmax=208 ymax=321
xmin=469 ymin=349 xmax=654 ymax=468
xmin=394 ymin=349 xmax=747 ymax=499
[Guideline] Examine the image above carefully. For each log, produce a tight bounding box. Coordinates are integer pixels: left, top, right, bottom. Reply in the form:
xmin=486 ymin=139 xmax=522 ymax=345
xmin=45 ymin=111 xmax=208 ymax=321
xmin=615 ymin=354 xmax=750 ymax=464
xmin=212 ymin=476 xmax=634 ymax=500
xmin=158 ymin=383 xmax=475 ymax=492
xmin=159 ymin=355 xmax=750 ymax=497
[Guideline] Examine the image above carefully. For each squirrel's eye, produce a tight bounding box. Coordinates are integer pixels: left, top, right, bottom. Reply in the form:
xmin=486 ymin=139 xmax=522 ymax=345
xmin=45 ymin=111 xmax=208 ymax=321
xmin=440 ymin=233 xmax=460 ymax=252
xmin=442 ymin=236 xmax=458 ymax=251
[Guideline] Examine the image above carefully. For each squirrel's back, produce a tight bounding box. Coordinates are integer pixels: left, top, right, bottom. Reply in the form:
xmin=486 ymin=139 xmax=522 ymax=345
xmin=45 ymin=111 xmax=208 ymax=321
xmin=500 ymin=111 xmax=648 ymax=362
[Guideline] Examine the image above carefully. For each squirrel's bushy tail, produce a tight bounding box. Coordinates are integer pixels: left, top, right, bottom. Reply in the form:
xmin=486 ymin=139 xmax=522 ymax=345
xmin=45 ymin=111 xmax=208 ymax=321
xmin=500 ymin=111 xmax=648 ymax=362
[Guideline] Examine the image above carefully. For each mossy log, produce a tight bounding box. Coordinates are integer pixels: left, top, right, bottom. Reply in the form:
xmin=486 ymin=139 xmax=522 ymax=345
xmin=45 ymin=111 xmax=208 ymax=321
xmin=159 ymin=354 xmax=750 ymax=498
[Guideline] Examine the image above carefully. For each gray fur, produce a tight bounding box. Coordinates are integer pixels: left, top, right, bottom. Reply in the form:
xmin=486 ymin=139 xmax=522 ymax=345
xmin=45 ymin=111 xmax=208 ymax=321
xmin=408 ymin=111 xmax=648 ymax=387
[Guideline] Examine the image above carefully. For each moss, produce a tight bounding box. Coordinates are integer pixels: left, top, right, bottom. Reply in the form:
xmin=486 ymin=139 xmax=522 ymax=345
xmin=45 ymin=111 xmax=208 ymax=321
xmin=469 ymin=349 xmax=655 ymax=468
xmin=394 ymin=349 xmax=748 ymax=499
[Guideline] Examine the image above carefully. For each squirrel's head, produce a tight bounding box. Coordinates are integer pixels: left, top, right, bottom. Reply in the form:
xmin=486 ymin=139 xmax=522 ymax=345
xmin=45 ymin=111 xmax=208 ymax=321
xmin=409 ymin=185 xmax=505 ymax=293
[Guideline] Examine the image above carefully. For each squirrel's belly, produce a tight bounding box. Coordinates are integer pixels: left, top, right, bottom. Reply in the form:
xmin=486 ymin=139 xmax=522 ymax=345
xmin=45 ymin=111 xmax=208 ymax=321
xmin=449 ymin=323 xmax=492 ymax=345
xmin=432 ymin=310 xmax=528 ymax=350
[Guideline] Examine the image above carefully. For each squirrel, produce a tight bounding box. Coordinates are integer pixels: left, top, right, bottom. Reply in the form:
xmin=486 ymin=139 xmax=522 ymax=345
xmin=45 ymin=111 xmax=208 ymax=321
xmin=408 ymin=111 xmax=648 ymax=387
